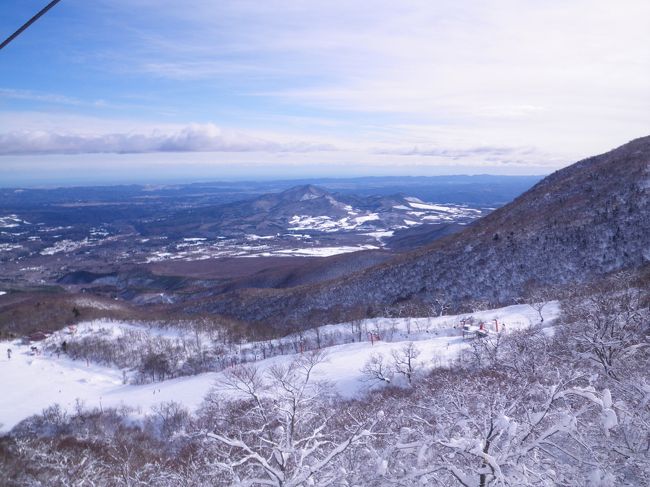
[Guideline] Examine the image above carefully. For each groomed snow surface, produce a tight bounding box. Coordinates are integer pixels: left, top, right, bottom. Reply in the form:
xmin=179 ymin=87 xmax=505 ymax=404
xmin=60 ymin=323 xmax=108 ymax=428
xmin=0 ymin=303 xmax=559 ymax=432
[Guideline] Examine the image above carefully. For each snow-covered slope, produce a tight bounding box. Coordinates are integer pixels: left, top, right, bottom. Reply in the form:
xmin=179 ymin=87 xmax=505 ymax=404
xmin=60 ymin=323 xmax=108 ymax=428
xmin=0 ymin=303 xmax=559 ymax=432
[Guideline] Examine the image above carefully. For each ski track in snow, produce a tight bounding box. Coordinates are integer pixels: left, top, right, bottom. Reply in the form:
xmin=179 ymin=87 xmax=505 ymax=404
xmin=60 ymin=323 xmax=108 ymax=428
xmin=0 ymin=303 xmax=559 ymax=432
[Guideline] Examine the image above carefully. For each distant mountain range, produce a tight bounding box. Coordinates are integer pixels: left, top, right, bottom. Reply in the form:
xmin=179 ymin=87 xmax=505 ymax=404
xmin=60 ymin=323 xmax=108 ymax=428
xmin=139 ymin=184 xmax=485 ymax=240
xmin=0 ymin=175 xmax=542 ymax=207
xmin=189 ymin=136 xmax=650 ymax=325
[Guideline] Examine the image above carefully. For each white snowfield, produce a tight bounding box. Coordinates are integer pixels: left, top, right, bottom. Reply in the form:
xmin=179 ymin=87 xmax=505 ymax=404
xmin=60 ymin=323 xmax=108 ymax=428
xmin=143 ymin=238 xmax=379 ymax=262
xmin=0 ymin=214 xmax=30 ymax=228
xmin=288 ymin=213 xmax=380 ymax=233
xmin=0 ymin=303 xmax=559 ymax=432
xmin=0 ymin=244 xmax=23 ymax=253
xmin=273 ymin=244 xmax=380 ymax=257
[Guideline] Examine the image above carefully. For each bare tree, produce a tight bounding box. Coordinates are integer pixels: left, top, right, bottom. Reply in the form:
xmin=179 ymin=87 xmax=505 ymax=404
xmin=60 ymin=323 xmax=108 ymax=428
xmin=204 ymin=351 xmax=380 ymax=486
xmin=361 ymin=353 xmax=393 ymax=384
xmin=525 ymin=287 xmax=552 ymax=325
xmin=430 ymin=291 xmax=451 ymax=317
xmin=377 ymin=372 xmax=621 ymax=487
xmin=349 ymin=318 xmax=365 ymax=343
xmin=147 ymin=401 xmax=189 ymax=438
xmin=312 ymin=325 xmax=322 ymax=349
xmin=563 ymin=283 xmax=649 ymax=380
xmin=468 ymin=331 xmax=506 ymax=369
xmin=391 ymin=342 xmax=421 ymax=385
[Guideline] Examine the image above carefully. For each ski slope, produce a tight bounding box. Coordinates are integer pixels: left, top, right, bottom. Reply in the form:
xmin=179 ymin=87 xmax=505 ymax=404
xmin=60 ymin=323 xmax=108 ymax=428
xmin=0 ymin=303 xmax=559 ymax=432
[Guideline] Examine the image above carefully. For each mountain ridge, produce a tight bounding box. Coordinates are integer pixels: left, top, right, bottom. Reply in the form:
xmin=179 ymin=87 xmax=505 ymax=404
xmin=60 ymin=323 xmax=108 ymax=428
xmin=186 ymin=136 xmax=650 ymax=325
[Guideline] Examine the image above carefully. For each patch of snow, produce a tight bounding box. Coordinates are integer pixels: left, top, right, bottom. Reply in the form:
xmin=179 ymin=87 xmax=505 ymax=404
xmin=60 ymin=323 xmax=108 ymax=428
xmin=145 ymin=251 xmax=175 ymax=263
xmin=176 ymin=241 xmax=205 ymax=249
xmin=274 ymin=245 xmax=379 ymax=257
xmin=404 ymin=197 xmax=424 ymax=204
xmin=245 ymin=234 xmax=275 ymax=241
xmin=362 ymin=230 xmax=394 ymax=240
xmin=409 ymin=202 xmax=451 ymax=211
xmin=289 ymin=215 xmax=335 ymax=232
xmin=74 ymin=298 xmax=124 ymax=311
xmin=38 ymin=225 xmax=73 ymax=233
xmin=40 ymin=238 xmax=95 ymax=255
xmin=89 ymin=228 xmax=110 ymax=238
xmin=354 ymin=213 xmax=380 ymax=225
xmin=0 ymin=215 xmax=30 ymax=228
xmin=0 ymin=341 xmax=214 ymax=432
xmin=0 ymin=243 xmax=22 ymax=252
xmin=289 ymin=213 xmax=380 ymax=233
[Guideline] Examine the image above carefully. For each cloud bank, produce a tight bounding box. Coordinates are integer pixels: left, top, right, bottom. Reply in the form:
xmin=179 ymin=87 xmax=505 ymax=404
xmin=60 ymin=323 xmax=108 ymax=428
xmin=0 ymin=124 xmax=336 ymax=156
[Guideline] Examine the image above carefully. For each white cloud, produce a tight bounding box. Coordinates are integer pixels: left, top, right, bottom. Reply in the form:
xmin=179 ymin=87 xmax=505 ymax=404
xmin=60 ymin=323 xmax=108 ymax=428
xmin=375 ymin=145 xmax=540 ymax=162
xmin=91 ymin=0 xmax=650 ymax=158
xmin=0 ymin=89 xmax=87 ymax=106
xmin=0 ymin=124 xmax=336 ymax=156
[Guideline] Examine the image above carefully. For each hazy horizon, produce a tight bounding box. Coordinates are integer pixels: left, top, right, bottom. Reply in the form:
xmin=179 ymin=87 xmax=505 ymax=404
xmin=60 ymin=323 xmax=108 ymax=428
xmin=0 ymin=170 xmax=547 ymax=190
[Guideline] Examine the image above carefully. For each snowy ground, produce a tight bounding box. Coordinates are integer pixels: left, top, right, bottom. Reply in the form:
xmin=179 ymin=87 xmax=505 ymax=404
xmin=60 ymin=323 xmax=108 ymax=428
xmin=0 ymin=303 xmax=559 ymax=432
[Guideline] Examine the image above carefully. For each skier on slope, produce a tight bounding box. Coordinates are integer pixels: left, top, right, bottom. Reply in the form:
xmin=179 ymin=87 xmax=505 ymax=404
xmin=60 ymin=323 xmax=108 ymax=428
xmin=7 ymin=348 xmax=12 ymax=360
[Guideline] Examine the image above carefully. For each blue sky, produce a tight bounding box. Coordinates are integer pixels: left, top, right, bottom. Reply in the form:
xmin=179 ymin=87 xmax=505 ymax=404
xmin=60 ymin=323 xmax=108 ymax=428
xmin=1 ymin=0 xmax=649 ymax=186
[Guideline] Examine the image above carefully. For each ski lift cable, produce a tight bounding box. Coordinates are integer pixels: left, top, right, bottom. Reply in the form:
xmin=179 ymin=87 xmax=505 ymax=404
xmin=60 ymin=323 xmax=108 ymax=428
xmin=0 ymin=0 xmax=63 ymax=51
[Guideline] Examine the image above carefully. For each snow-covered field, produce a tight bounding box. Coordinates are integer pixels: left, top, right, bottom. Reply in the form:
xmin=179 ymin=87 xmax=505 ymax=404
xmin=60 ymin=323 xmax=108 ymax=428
xmin=272 ymin=244 xmax=380 ymax=257
xmin=288 ymin=213 xmax=381 ymax=232
xmin=0 ymin=243 xmax=23 ymax=253
xmin=0 ymin=214 xmax=30 ymax=228
xmin=143 ymin=241 xmax=382 ymax=262
xmin=40 ymin=238 xmax=96 ymax=255
xmin=73 ymin=297 xmax=125 ymax=311
xmin=0 ymin=303 xmax=559 ymax=432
